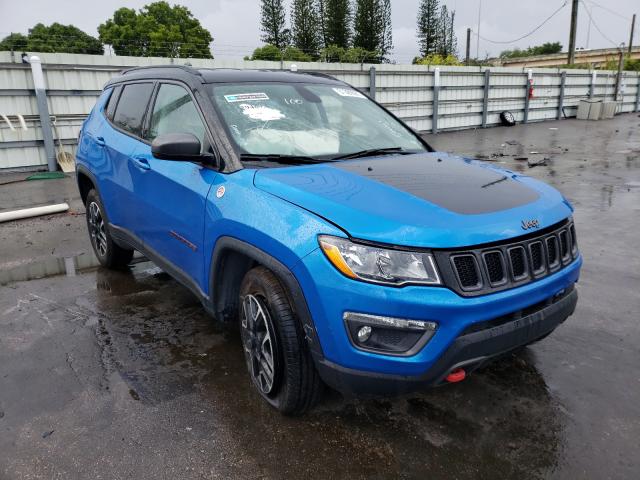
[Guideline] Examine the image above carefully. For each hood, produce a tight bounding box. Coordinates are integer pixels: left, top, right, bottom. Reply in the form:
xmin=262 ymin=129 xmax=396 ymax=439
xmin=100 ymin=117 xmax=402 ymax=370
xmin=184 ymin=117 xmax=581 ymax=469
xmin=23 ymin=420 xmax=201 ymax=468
xmin=254 ymin=152 xmax=573 ymax=248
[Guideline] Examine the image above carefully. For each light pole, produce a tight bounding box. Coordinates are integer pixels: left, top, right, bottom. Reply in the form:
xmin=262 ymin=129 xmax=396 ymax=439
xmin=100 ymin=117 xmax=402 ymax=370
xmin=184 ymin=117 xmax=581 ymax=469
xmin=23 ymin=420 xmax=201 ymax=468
xmin=476 ymin=0 xmax=482 ymax=59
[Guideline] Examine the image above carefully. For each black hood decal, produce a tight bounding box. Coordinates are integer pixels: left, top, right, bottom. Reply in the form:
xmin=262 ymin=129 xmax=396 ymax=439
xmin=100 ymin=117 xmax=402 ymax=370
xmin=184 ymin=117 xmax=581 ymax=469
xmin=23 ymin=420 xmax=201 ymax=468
xmin=332 ymin=153 xmax=539 ymax=214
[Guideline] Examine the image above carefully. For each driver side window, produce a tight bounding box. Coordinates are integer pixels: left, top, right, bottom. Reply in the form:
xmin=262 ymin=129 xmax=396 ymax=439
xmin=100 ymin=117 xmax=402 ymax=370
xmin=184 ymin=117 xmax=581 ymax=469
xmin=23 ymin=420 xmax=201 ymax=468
xmin=147 ymin=84 xmax=206 ymax=151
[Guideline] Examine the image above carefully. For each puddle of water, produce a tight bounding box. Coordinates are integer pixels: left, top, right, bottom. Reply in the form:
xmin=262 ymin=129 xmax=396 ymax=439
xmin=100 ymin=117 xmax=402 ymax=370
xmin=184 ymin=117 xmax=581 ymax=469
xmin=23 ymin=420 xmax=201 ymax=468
xmin=0 ymin=253 xmax=100 ymax=286
xmin=0 ymin=253 xmax=147 ymax=286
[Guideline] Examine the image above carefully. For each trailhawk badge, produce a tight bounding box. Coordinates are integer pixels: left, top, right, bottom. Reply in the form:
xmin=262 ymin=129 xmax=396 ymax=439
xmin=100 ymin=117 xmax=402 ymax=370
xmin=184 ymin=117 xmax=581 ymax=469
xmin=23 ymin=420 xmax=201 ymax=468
xmin=521 ymin=218 xmax=540 ymax=230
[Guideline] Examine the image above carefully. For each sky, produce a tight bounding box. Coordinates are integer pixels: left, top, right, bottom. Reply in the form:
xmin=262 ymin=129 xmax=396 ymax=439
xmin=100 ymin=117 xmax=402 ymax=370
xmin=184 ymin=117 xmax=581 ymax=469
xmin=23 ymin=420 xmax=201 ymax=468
xmin=0 ymin=0 xmax=637 ymax=63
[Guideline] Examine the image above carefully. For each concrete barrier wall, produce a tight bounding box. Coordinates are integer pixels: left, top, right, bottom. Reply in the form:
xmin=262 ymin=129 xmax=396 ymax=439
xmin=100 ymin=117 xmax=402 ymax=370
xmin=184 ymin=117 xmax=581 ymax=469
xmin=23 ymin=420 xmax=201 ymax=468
xmin=1 ymin=51 xmax=639 ymax=170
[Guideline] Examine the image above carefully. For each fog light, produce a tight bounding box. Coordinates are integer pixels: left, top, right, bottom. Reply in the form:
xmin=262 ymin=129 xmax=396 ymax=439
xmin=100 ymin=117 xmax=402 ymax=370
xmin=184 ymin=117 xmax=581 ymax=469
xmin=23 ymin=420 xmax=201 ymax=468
xmin=344 ymin=312 xmax=437 ymax=356
xmin=357 ymin=325 xmax=372 ymax=343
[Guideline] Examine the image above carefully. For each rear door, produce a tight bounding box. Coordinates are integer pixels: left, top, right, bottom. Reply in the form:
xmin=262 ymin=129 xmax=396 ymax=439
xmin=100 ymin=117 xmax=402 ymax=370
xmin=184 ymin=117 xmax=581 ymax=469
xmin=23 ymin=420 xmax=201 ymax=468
xmin=132 ymin=82 xmax=219 ymax=291
xmin=100 ymin=82 xmax=155 ymax=232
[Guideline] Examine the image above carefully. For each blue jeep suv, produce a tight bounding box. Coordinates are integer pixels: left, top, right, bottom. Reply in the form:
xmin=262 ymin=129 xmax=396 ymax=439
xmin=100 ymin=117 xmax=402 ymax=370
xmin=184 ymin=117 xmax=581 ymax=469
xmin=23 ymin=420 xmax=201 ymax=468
xmin=76 ymin=65 xmax=581 ymax=414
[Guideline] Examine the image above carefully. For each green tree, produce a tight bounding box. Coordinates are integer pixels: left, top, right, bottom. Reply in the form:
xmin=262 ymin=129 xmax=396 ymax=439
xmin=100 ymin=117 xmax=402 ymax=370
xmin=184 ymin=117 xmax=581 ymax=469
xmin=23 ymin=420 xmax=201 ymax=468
xmin=417 ymin=0 xmax=440 ymax=57
xmin=0 ymin=33 xmax=28 ymax=51
xmin=98 ymin=1 xmax=212 ymax=58
xmin=436 ymin=5 xmax=456 ymax=56
xmin=413 ymin=53 xmax=461 ymax=66
xmin=319 ymin=45 xmax=379 ymax=63
xmin=27 ymin=23 xmax=104 ymax=54
xmin=353 ymin=0 xmax=391 ymax=61
xmin=260 ymin=0 xmax=290 ymax=49
xmin=500 ymin=42 xmax=562 ymax=59
xmin=353 ymin=0 xmax=377 ymax=51
xmin=0 ymin=24 xmax=103 ymax=54
xmin=323 ymin=0 xmax=352 ymax=49
xmin=291 ymin=0 xmax=321 ymax=57
xmin=531 ymin=42 xmax=562 ymax=55
xmin=379 ymin=0 xmax=393 ymax=61
xmin=248 ymin=44 xmax=312 ymax=61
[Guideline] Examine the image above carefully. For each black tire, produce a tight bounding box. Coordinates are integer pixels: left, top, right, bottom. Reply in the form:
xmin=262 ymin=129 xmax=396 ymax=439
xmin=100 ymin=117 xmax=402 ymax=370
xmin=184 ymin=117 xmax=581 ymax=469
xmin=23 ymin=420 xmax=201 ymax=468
xmin=85 ymin=189 xmax=134 ymax=269
xmin=239 ymin=266 xmax=322 ymax=415
xmin=500 ymin=110 xmax=516 ymax=126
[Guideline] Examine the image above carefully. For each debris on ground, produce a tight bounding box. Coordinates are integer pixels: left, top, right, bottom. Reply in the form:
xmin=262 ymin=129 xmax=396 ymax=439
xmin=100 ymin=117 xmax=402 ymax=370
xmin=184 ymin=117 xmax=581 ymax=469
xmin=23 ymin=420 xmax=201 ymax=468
xmin=528 ymin=157 xmax=550 ymax=168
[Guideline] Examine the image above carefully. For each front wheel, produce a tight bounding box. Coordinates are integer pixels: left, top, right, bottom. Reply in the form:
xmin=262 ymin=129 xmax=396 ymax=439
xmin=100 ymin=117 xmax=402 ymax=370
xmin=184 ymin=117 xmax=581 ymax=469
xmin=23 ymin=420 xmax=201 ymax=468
xmin=239 ymin=266 xmax=322 ymax=415
xmin=85 ymin=189 xmax=134 ymax=269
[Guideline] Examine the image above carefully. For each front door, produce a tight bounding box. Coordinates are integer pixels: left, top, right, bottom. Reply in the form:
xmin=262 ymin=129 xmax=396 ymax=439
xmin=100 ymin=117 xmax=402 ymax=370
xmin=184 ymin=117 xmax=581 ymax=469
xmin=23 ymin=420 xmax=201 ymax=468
xmin=131 ymin=82 xmax=218 ymax=291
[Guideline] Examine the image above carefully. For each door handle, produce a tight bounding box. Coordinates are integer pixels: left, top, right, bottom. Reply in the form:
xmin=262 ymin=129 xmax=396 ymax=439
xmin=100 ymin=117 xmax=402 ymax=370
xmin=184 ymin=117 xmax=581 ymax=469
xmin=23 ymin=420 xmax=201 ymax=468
xmin=132 ymin=156 xmax=150 ymax=171
xmin=95 ymin=136 xmax=105 ymax=147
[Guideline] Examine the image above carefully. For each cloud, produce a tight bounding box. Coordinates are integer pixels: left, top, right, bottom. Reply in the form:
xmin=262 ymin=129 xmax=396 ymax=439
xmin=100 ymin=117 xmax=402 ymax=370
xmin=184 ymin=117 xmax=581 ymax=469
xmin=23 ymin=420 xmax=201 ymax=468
xmin=0 ymin=0 xmax=636 ymax=61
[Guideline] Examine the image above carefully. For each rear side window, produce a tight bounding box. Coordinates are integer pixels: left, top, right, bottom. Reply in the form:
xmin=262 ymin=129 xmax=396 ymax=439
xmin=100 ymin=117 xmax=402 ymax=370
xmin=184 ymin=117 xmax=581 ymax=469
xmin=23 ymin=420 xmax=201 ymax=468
xmin=112 ymin=83 xmax=154 ymax=137
xmin=105 ymin=85 xmax=122 ymax=120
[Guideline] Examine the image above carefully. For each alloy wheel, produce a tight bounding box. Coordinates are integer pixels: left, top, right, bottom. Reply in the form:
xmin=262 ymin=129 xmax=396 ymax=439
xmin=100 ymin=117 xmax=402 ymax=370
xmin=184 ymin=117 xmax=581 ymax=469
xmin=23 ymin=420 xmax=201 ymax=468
xmin=88 ymin=201 xmax=107 ymax=257
xmin=241 ymin=294 xmax=279 ymax=395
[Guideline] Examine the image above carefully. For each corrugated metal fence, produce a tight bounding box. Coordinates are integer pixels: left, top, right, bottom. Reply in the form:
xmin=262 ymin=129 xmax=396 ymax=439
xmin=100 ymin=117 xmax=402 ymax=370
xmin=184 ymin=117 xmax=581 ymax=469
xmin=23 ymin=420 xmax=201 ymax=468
xmin=1 ymin=51 xmax=639 ymax=170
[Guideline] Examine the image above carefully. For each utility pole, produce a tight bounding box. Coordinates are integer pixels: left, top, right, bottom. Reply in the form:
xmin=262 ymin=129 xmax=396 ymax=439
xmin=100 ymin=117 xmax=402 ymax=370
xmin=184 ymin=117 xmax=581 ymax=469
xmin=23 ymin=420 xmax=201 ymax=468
xmin=465 ymin=28 xmax=471 ymax=65
xmin=615 ymin=44 xmax=625 ymax=101
xmin=476 ymin=0 xmax=482 ymax=59
xmin=629 ymin=14 xmax=636 ymax=56
xmin=567 ymin=0 xmax=579 ymax=65
xmin=585 ymin=3 xmax=592 ymax=48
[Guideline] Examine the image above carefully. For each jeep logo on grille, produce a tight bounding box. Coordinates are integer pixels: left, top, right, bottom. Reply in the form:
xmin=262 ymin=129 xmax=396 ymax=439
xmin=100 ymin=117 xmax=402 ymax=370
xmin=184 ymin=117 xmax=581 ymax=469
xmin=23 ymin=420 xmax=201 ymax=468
xmin=521 ymin=219 xmax=540 ymax=230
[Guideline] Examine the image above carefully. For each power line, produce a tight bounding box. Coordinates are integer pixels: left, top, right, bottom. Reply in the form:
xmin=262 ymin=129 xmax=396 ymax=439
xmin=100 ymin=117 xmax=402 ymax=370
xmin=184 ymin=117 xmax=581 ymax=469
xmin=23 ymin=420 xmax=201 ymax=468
xmin=579 ymin=0 xmax=623 ymax=48
xmin=583 ymin=0 xmax=633 ymax=22
xmin=473 ymin=1 xmax=567 ymax=45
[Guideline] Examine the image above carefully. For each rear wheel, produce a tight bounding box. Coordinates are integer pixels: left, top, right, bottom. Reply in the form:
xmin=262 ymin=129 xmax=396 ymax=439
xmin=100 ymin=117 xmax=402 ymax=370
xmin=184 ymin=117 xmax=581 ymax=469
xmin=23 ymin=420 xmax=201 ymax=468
xmin=239 ymin=266 xmax=322 ymax=415
xmin=85 ymin=189 xmax=133 ymax=269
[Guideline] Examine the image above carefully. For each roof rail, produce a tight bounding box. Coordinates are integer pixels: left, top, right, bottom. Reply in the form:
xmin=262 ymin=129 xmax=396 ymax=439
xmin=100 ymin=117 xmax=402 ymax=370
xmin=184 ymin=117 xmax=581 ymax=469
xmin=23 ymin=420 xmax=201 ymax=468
xmin=257 ymin=69 xmax=338 ymax=81
xmin=121 ymin=64 xmax=202 ymax=76
xmin=297 ymin=71 xmax=337 ymax=80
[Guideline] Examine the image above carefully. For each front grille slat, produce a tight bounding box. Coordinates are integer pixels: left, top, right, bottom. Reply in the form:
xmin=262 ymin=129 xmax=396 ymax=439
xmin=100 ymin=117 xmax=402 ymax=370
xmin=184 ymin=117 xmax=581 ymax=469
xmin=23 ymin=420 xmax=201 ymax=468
xmin=483 ymin=251 xmax=506 ymax=285
xmin=508 ymin=246 xmax=528 ymax=280
xmin=559 ymin=229 xmax=570 ymax=262
xmin=451 ymin=254 xmax=482 ymax=290
xmin=529 ymin=241 xmax=545 ymax=275
xmin=546 ymin=236 xmax=559 ymax=268
xmin=446 ymin=220 xmax=578 ymax=296
xmin=569 ymin=224 xmax=578 ymax=256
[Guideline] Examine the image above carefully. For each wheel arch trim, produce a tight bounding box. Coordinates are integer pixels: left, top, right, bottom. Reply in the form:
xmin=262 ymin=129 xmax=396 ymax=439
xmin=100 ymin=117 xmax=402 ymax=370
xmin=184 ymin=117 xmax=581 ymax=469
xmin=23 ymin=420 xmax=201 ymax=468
xmin=210 ymin=236 xmax=324 ymax=359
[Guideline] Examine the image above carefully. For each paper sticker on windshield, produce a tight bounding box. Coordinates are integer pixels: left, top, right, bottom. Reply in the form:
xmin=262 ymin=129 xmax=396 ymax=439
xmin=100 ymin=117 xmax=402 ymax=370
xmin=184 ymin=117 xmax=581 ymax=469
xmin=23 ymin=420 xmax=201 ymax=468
xmin=239 ymin=104 xmax=285 ymax=121
xmin=224 ymin=92 xmax=269 ymax=103
xmin=332 ymin=87 xmax=366 ymax=99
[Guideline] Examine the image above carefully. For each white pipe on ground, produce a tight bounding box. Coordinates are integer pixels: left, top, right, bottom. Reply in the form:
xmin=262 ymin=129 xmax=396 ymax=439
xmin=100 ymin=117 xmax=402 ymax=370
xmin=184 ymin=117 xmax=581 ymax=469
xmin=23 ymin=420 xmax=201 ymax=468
xmin=0 ymin=203 xmax=69 ymax=223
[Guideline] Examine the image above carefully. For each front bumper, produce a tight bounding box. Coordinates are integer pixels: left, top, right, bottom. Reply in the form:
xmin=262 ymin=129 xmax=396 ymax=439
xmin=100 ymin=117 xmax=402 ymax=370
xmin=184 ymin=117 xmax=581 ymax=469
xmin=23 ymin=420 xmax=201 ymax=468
xmin=292 ymin=247 xmax=582 ymax=393
xmin=316 ymin=287 xmax=578 ymax=396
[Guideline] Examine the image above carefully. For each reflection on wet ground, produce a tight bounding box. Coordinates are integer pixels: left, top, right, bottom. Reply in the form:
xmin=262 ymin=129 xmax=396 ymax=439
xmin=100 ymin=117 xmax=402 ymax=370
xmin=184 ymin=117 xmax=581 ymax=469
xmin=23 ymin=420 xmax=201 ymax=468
xmin=1 ymin=115 xmax=639 ymax=479
xmin=1 ymin=261 xmax=564 ymax=478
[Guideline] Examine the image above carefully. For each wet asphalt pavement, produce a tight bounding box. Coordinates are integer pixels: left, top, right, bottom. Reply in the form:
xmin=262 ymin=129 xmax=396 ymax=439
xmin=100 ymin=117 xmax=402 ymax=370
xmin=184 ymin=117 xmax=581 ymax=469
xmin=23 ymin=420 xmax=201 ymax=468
xmin=1 ymin=115 xmax=639 ymax=479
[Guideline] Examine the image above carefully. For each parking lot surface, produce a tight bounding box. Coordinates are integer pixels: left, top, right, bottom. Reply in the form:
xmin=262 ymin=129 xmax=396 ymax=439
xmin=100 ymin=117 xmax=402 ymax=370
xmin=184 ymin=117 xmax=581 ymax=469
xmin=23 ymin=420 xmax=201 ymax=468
xmin=1 ymin=114 xmax=639 ymax=479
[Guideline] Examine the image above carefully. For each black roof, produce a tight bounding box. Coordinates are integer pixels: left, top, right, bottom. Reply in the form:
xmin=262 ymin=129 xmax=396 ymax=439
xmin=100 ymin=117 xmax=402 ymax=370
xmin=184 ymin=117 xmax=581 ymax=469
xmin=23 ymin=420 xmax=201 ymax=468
xmin=106 ymin=65 xmax=344 ymax=88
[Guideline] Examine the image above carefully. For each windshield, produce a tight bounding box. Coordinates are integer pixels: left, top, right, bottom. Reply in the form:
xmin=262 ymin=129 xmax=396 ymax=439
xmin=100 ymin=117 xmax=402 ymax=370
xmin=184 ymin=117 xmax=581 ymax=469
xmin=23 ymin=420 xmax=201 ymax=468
xmin=208 ymin=82 xmax=426 ymax=160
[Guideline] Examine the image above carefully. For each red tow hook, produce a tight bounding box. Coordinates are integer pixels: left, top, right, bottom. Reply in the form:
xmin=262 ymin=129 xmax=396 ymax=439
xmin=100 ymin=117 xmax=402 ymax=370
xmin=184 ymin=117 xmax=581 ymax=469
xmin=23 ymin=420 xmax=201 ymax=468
xmin=445 ymin=368 xmax=466 ymax=383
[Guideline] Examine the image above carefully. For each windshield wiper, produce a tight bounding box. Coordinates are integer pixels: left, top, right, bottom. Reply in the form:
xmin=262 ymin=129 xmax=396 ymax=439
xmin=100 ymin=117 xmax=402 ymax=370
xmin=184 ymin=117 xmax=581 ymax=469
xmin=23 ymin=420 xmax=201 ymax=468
xmin=331 ymin=147 xmax=411 ymax=160
xmin=239 ymin=153 xmax=333 ymax=165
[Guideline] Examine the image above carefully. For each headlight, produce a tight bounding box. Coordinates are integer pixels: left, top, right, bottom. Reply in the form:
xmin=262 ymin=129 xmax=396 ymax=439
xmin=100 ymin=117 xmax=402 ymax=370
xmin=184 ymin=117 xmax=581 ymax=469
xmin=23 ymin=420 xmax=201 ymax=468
xmin=318 ymin=235 xmax=441 ymax=286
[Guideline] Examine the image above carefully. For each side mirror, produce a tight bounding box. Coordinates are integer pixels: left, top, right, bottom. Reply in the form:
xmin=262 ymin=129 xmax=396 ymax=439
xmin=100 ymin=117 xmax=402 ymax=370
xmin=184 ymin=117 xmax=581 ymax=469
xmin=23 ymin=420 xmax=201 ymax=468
xmin=151 ymin=133 xmax=202 ymax=160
